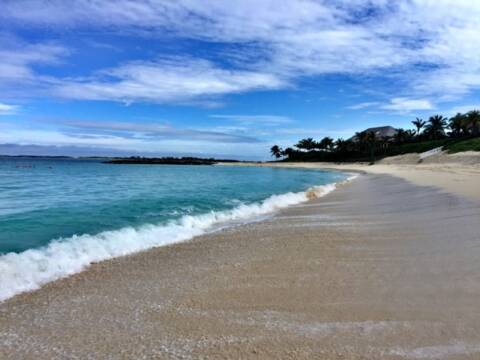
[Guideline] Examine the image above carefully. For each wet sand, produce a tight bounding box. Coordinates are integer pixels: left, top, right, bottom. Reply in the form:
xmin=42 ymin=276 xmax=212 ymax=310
xmin=1 ymin=174 xmax=480 ymax=359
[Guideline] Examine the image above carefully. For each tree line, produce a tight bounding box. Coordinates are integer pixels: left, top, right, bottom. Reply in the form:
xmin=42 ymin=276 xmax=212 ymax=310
xmin=270 ymin=110 xmax=480 ymax=162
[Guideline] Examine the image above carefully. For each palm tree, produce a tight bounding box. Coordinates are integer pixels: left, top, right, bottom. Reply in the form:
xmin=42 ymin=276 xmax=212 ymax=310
xmin=282 ymin=147 xmax=295 ymax=159
xmin=319 ymin=137 xmax=334 ymax=151
xmin=295 ymin=138 xmax=317 ymax=151
xmin=314 ymin=139 xmax=325 ymax=151
xmin=354 ymin=131 xmax=366 ymax=151
xmin=405 ymin=129 xmax=416 ymax=142
xmin=356 ymin=131 xmax=377 ymax=161
xmin=412 ymin=118 xmax=426 ymax=135
xmin=449 ymin=113 xmax=468 ymax=138
xmin=334 ymin=138 xmax=348 ymax=153
xmin=392 ymin=128 xmax=414 ymax=144
xmin=425 ymin=115 xmax=448 ymax=140
xmin=466 ymin=110 xmax=480 ymax=136
xmin=270 ymin=145 xmax=283 ymax=159
xmin=364 ymin=131 xmax=377 ymax=162
xmin=393 ymin=128 xmax=407 ymax=144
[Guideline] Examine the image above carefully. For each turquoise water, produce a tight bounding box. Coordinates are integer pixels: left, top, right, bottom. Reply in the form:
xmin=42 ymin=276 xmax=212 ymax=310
xmin=0 ymin=159 xmax=345 ymax=254
xmin=0 ymin=158 xmax=347 ymax=301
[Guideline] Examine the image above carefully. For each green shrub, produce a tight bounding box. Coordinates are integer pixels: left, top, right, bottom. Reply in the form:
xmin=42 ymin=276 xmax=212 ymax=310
xmin=446 ymin=137 xmax=480 ymax=153
xmin=385 ymin=139 xmax=451 ymax=156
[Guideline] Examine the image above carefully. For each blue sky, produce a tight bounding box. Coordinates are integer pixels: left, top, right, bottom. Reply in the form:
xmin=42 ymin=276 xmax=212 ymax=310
xmin=0 ymin=1 xmax=479 ymax=159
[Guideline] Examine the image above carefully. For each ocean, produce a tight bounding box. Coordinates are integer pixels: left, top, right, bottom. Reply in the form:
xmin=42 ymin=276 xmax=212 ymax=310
xmin=0 ymin=158 xmax=348 ymax=301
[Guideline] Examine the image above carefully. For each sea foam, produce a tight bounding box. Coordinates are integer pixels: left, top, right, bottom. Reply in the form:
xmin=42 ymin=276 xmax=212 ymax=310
xmin=0 ymin=175 xmax=356 ymax=302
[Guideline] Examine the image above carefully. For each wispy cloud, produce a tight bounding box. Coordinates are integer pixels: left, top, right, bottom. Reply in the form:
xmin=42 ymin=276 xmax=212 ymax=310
xmin=443 ymin=104 xmax=480 ymax=117
xmin=349 ymin=98 xmax=434 ymax=113
xmin=0 ymin=143 xmax=142 ymax=157
xmin=62 ymin=119 xmax=262 ymax=143
xmin=210 ymin=114 xmax=293 ymax=125
xmin=2 ymin=0 xmax=480 ymax=159
xmin=380 ymin=97 xmax=434 ymax=113
xmin=347 ymin=102 xmax=380 ymax=110
xmin=0 ymin=126 xmax=266 ymax=159
xmin=0 ymin=34 xmax=67 ymax=82
xmin=53 ymin=58 xmax=285 ymax=104
xmin=0 ymin=33 xmax=69 ymax=100
xmin=0 ymin=142 xmax=263 ymax=160
xmin=3 ymin=1 xmax=480 ymax=103
xmin=0 ymin=102 xmax=19 ymax=115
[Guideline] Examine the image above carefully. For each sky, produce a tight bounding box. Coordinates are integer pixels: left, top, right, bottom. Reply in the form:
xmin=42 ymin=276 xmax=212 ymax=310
xmin=0 ymin=0 xmax=479 ymax=160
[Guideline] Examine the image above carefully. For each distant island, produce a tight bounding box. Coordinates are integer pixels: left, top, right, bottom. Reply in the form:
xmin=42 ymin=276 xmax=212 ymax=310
xmin=104 ymin=157 xmax=240 ymax=165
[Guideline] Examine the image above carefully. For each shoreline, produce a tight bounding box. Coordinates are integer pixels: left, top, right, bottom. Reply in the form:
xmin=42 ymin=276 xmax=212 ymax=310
xmin=2 ymin=173 xmax=480 ymax=358
xmin=0 ymin=171 xmax=353 ymax=303
xmin=219 ymin=158 xmax=480 ymax=200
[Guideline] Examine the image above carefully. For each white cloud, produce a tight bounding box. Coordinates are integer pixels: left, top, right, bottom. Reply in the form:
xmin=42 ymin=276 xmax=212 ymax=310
xmin=2 ymin=1 xmax=480 ymax=104
xmin=381 ymin=97 xmax=433 ymax=112
xmin=0 ymin=102 xmax=19 ymax=115
xmin=210 ymin=114 xmax=293 ymax=125
xmin=349 ymin=98 xmax=434 ymax=113
xmin=443 ymin=104 xmax=480 ymax=117
xmin=62 ymin=119 xmax=262 ymax=143
xmin=0 ymin=128 xmax=133 ymax=147
xmin=0 ymin=34 xmax=69 ymax=99
xmin=347 ymin=102 xmax=380 ymax=110
xmin=0 ymin=126 xmax=266 ymax=159
xmin=53 ymin=58 xmax=285 ymax=104
xmin=0 ymin=34 xmax=67 ymax=82
xmin=0 ymin=1 xmax=336 ymax=36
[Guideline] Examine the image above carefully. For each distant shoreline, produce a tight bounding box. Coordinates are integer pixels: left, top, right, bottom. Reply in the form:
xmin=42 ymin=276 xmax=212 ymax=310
xmin=220 ymin=151 xmax=480 ymax=200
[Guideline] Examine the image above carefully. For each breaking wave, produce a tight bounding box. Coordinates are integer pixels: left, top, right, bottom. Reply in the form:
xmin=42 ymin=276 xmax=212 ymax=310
xmin=0 ymin=175 xmax=356 ymax=302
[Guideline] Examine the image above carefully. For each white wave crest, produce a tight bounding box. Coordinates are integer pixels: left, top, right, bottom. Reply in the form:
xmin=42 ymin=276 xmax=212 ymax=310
xmin=0 ymin=175 xmax=356 ymax=302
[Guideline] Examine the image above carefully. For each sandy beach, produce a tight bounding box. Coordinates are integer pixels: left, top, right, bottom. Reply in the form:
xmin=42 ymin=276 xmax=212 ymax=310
xmin=4 ymin=0 xmax=480 ymax=358
xmin=1 ymin=162 xmax=480 ymax=359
